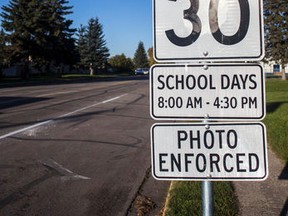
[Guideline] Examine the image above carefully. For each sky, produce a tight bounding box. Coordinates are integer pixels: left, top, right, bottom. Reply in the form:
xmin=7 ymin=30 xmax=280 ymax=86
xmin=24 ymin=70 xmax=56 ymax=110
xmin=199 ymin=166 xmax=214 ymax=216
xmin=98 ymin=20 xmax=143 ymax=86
xmin=0 ymin=0 xmax=152 ymax=58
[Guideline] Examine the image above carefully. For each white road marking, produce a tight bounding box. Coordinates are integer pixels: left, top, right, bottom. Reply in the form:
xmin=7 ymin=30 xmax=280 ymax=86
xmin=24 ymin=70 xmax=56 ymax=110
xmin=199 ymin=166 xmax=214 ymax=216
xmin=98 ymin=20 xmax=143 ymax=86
xmin=38 ymin=91 xmax=77 ymax=97
xmin=0 ymin=120 xmax=53 ymax=140
xmin=0 ymin=94 xmax=127 ymax=141
xmin=41 ymin=159 xmax=91 ymax=180
xmin=59 ymin=94 xmax=127 ymax=118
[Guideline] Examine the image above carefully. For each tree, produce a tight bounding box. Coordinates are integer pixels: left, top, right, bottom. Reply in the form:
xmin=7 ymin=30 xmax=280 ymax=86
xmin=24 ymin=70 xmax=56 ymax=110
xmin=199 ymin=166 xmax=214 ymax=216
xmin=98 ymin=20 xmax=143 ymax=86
xmin=1 ymin=0 xmax=38 ymax=64
xmin=1 ymin=0 xmax=76 ymax=75
xmin=77 ymin=17 xmax=110 ymax=75
xmin=76 ymin=25 xmax=88 ymax=69
xmin=108 ymin=54 xmax=134 ymax=73
xmin=133 ymin=41 xmax=149 ymax=68
xmin=43 ymin=0 xmax=77 ymax=67
xmin=0 ymin=29 xmax=7 ymax=79
xmin=264 ymin=0 xmax=288 ymax=80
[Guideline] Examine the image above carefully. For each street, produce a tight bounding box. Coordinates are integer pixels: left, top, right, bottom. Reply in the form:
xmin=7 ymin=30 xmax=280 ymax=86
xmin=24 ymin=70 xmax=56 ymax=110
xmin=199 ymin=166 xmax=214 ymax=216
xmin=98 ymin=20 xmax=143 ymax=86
xmin=0 ymin=76 xmax=168 ymax=216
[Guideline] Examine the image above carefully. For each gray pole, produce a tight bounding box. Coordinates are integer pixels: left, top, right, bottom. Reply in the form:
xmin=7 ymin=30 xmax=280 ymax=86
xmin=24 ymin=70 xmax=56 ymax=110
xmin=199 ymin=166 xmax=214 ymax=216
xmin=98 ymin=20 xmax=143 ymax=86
xmin=202 ymin=181 xmax=213 ymax=216
xmin=202 ymin=117 xmax=213 ymax=216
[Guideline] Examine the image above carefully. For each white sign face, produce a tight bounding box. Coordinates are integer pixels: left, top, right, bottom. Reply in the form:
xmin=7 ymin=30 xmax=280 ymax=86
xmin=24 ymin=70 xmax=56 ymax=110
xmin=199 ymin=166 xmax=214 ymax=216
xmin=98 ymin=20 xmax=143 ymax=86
xmin=151 ymin=123 xmax=268 ymax=181
xmin=150 ymin=64 xmax=265 ymax=120
xmin=153 ymin=0 xmax=264 ymax=62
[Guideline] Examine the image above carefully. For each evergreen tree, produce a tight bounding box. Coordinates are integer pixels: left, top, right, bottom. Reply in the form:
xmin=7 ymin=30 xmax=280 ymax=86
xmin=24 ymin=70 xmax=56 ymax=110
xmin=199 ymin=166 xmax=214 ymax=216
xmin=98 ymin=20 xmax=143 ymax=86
xmin=0 ymin=29 xmax=6 ymax=78
xmin=77 ymin=17 xmax=110 ymax=75
xmin=264 ymin=0 xmax=287 ymax=80
xmin=1 ymin=0 xmax=76 ymax=71
xmin=0 ymin=29 xmax=6 ymax=63
xmin=133 ymin=41 xmax=149 ymax=68
xmin=43 ymin=0 xmax=76 ymax=66
xmin=77 ymin=25 xmax=88 ymax=68
xmin=1 ymin=0 xmax=38 ymax=63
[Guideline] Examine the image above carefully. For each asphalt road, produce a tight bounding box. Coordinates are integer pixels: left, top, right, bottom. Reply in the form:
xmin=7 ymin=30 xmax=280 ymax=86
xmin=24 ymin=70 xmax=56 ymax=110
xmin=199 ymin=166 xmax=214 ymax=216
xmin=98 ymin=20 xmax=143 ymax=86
xmin=0 ymin=76 xmax=169 ymax=216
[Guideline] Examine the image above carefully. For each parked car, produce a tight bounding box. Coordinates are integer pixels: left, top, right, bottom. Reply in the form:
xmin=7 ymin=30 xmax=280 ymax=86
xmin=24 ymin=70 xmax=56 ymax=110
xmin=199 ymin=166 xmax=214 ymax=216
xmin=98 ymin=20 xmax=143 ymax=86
xmin=135 ymin=68 xmax=149 ymax=75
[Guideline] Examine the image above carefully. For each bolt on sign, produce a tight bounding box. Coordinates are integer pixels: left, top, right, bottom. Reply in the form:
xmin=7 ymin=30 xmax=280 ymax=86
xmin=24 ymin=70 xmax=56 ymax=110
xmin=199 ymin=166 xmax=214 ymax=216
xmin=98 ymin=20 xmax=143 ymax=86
xmin=153 ymin=0 xmax=264 ymax=62
xmin=151 ymin=123 xmax=268 ymax=181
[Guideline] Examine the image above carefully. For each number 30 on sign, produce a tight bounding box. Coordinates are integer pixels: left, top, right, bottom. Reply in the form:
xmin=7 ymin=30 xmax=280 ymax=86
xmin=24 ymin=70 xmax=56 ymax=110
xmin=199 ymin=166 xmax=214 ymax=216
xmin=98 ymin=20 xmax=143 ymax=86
xmin=153 ymin=0 xmax=264 ymax=62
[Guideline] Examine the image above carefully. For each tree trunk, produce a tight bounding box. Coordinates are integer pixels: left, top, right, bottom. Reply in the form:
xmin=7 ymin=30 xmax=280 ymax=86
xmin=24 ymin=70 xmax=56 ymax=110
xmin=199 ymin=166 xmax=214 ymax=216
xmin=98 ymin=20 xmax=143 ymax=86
xmin=0 ymin=66 xmax=3 ymax=80
xmin=281 ymin=64 xmax=286 ymax=80
xmin=89 ymin=66 xmax=94 ymax=76
xmin=21 ymin=61 xmax=30 ymax=80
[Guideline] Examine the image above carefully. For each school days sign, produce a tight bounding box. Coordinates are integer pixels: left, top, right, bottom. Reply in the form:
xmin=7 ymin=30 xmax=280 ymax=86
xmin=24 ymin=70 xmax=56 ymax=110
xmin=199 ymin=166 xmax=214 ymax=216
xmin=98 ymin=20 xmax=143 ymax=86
xmin=151 ymin=123 xmax=268 ymax=181
xmin=150 ymin=64 xmax=265 ymax=120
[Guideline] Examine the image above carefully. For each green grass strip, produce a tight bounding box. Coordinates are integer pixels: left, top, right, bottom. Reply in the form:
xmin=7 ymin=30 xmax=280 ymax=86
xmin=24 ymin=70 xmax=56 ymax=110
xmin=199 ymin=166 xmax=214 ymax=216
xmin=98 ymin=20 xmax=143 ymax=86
xmin=164 ymin=181 xmax=238 ymax=216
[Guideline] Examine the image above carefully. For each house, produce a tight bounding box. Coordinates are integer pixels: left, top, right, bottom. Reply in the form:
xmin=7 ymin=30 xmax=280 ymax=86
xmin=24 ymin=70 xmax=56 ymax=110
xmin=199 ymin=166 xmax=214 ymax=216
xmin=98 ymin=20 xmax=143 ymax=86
xmin=262 ymin=60 xmax=288 ymax=76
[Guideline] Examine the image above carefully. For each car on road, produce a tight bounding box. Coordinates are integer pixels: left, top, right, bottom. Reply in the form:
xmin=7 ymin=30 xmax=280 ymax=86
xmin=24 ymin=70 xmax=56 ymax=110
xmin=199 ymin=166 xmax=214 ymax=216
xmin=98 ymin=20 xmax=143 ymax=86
xmin=135 ymin=68 xmax=149 ymax=75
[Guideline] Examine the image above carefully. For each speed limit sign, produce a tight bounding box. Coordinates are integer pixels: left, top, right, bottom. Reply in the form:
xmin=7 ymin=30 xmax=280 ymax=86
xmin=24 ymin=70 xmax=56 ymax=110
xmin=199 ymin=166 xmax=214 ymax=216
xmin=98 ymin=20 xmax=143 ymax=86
xmin=153 ymin=0 xmax=265 ymax=62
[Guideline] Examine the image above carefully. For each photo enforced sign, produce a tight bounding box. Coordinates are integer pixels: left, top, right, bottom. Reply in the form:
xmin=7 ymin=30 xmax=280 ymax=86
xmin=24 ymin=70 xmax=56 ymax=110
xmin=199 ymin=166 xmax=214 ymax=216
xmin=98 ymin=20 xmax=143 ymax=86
xmin=151 ymin=123 xmax=268 ymax=181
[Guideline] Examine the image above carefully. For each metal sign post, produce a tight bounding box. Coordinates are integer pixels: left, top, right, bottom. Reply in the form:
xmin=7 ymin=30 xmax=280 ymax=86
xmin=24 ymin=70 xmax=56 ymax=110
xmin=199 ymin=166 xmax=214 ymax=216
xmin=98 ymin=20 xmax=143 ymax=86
xmin=202 ymin=119 xmax=213 ymax=216
xmin=202 ymin=180 xmax=213 ymax=216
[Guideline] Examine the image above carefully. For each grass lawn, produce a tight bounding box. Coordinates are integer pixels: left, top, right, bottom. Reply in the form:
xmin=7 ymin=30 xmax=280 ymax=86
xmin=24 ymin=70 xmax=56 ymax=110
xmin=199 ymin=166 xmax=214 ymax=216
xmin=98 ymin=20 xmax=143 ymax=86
xmin=163 ymin=78 xmax=288 ymax=215
xmin=264 ymin=78 xmax=288 ymax=162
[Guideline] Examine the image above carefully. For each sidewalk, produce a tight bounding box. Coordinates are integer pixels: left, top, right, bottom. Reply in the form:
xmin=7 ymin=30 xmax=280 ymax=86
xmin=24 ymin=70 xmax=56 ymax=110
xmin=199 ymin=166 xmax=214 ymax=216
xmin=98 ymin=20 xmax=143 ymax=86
xmin=234 ymin=147 xmax=288 ymax=216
